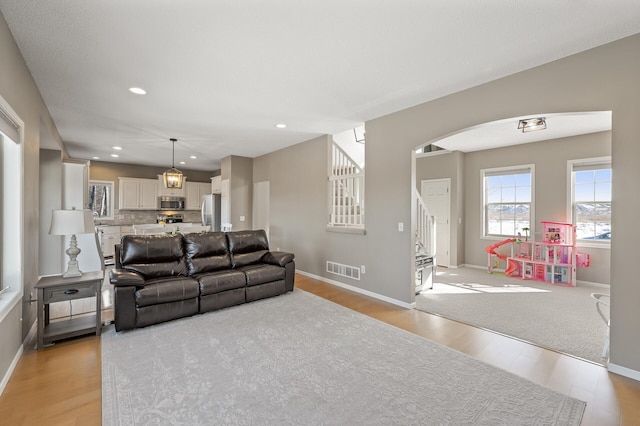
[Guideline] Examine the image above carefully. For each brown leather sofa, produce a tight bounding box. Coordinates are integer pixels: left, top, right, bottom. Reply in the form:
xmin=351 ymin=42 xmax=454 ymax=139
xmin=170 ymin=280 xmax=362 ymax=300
xmin=109 ymin=230 xmax=295 ymax=331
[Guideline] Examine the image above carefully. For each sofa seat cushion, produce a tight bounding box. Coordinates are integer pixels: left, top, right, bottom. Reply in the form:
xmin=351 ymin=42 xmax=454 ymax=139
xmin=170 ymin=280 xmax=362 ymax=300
xmin=135 ymin=276 xmax=200 ymax=308
xmin=196 ymin=270 xmax=247 ymax=296
xmin=136 ymin=298 xmax=199 ymax=328
xmin=238 ymin=264 xmax=285 ymax=286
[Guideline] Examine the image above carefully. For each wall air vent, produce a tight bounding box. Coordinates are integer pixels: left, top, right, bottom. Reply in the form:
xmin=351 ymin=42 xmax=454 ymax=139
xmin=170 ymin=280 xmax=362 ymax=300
xmin=326 ymin=261 xmax=361 ymax=281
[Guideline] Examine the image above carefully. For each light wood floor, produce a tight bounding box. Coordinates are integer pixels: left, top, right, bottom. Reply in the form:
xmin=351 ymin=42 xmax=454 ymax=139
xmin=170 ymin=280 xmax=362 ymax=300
xmin=1 ymin=274 xmax=639 ymax=425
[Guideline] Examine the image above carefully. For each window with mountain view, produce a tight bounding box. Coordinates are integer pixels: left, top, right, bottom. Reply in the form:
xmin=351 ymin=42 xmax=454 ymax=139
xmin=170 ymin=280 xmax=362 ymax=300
xmin=570 ymin=158 xmax=612 ymax=243
xmin=483 ymin=165 xmax=534 ymax=238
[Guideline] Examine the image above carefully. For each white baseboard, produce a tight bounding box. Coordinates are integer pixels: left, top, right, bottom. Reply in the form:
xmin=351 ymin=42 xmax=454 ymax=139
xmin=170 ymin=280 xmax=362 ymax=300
xmin=576 ymin=280 xmax=610 ymax=288
xmin=0 ymin=319 xmax=36 ymax=397
xmin=608 ymin=363 xmax=640 ymax=382
xmin=449 ymin=265 xmax=611 ymax=288
xmin=461 ymin=264 xmax=485 ymax=270
xmin=0 ymin=342 xmax=23 ymax=397
xmin=296 ymin=270 xmax=414 ymax=309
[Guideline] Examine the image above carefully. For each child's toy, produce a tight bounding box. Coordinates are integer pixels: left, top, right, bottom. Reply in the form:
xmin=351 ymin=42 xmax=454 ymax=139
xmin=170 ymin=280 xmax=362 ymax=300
xmin=485 ymin=221 xmax=591 ymax=286
xmin=486 ymin=238 xmax=517 ymax=275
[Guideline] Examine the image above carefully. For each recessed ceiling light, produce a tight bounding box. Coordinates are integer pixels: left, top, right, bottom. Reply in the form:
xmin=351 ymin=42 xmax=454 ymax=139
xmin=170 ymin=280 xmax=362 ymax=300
xmin=110 ymin=154 xmax=119 ymax=158
xmin=276 ymin=123 xmax=287 ymax=129
xmin=113 ymin=146 xmax=122 ymax=150
xmin=129 ymin=87 xmax=147 ymax=95
xmin=179 ymin=161 xmax=186 ymax=165
xmin=190 ymin=155 xmax=197 ymax=159
xmin=92 ymin=156 xmax=100 ymax=160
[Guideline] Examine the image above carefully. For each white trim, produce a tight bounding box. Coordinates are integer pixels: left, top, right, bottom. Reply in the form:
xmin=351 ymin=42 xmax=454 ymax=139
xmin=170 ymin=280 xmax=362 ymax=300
xmin=325 ymin=225 xmax=366 ymax=235
xmin=566 ymin=156 xmax=612 ymax=245
xmin=480 ymin=163 xmax=535 ymax=239
xmin=608 ymin=363 xmax=640 ymax=382
xmin=576 ymin=280 xmax=610 ymax=289
xmin=0 ymin=341 xmax=23 ymax=397
xmin=463 ymin=264 xmax=487 ymax=270
xmin=0 ymin=318 xmax=34 ymax=397
xmin=0 ymin=289 xmax=20 ymax=324
xmin=0 ymin=95 xmax=24 ymax=323
xmin=296 ymin=270 xmax=414 ymax=309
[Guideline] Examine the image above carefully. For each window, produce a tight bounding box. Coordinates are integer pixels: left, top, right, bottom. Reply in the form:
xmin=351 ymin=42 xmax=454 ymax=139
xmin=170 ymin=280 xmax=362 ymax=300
xmin=482 ymin=165 xmax=534 ymax=238
xmin=568 ymin=158 xmax=611 ymax=243
xmin=89 ymin=180 xmax=114 ymax=220
xmin=0 ymin=96 xmax=23 ymax=301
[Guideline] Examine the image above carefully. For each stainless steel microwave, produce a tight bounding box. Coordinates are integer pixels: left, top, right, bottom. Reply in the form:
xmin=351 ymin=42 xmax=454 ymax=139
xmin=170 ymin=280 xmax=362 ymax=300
xmin=158 ymin=196 xmax=185 ymax=210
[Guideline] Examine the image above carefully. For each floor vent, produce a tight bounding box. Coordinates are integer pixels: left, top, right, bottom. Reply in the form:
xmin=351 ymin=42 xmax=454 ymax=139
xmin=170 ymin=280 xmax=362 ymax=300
xmin=326 ymin=261 xmax=361 ymax=280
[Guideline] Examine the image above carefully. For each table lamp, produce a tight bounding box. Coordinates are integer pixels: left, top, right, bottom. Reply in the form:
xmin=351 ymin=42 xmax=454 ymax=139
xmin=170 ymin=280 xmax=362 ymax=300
xmin=49 ymin=207 xmax=96 ymax=278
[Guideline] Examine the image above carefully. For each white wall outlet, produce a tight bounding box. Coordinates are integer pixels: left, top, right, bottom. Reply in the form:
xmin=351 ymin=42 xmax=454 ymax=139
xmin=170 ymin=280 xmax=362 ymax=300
xmin=361 ymin=265 xmax=366 ymax=274
xmin=398 ymin=222 xmax=404 ymax=232
xmin=240 ymin=215 xmax=245 ymax=222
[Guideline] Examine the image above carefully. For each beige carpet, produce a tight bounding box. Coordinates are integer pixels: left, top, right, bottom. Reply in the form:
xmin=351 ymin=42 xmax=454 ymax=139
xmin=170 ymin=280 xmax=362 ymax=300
xmin=416 ymin=267 xmax=609 ymax=364
xmin=103 ymin=289 xmax=585 ymax=425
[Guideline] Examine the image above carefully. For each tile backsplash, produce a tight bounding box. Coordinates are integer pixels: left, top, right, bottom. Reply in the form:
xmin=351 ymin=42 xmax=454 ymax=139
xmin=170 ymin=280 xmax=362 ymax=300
xmin=95 ymin=209 xmax=202 ymax=226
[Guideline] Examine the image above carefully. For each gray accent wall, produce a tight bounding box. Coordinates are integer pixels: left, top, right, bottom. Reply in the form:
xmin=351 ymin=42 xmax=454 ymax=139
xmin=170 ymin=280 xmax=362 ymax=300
xmin=39 ymin=149 xmax=63 ymax=276
xmin=227 ymin=156 xmax=253 ymax=231
xmin=256 ymin=34 xmax=640 ymax=374
xmin=416 ymin=132 xmax=612 ymax=285
xmin=415 ymin=150 xmax=464 ymax=267
xmin=0 ymin=11 xmax=65 ymax=383
xmin=463 ymin=132 xmax=611 ymax=285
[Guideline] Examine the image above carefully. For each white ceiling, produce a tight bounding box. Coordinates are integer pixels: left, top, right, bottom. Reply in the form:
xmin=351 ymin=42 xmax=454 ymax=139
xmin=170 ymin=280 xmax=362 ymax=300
xmin=431 ymin=112 xmax=612 ymax=153
xmin=1 ymin=1 xmax=638 ymax=171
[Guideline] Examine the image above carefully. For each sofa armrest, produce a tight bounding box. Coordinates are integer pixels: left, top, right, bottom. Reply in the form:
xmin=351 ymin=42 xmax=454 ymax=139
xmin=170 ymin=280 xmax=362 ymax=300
xmin=262 ymin=251 xmax=295 ymax=267
xmin=109 ymin=269 xmax=146 ymax=287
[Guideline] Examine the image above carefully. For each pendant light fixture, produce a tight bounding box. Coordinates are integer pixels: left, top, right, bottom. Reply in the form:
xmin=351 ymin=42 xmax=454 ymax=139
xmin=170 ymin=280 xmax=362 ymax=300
xmin=163 ymin=138 xmax=184 ymax=189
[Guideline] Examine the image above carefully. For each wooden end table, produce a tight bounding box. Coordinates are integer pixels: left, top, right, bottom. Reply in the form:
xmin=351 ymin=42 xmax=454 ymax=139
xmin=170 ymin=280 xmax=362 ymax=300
xmin=35 ymin=270 xmax=104 ymax=349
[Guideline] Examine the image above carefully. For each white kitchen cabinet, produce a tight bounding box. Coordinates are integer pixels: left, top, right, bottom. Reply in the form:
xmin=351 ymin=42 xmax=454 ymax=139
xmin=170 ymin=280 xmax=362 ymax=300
xmin=63 ymin=160 xmax=90 ymax=210
xmin=211 ymin=175 xmax=222 ymax=194
xmin=118 ymin=177 xmax=157 ymax=210
xmin=185 ymin=181 xmax=212 ymax=210
xmin=157 ymin=175 xmax=187 ymax=197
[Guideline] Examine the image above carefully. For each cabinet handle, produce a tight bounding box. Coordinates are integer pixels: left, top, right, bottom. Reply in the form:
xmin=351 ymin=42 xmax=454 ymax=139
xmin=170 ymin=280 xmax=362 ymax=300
xmin=64 ymin=289 xmax=79 ymax=295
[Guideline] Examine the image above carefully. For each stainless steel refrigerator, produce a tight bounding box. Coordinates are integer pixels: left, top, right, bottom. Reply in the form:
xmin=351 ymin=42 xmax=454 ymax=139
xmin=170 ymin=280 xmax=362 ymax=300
xmin=200 ymin=194 xmax=221 ymax=231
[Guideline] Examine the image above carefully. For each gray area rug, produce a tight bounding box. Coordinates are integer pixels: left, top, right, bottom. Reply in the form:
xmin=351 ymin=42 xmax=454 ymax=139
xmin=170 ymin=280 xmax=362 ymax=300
xmin=416 ymin=267 xmax=609 ymax=364
xmin=102 ymin=290 xmax=585 ymax=425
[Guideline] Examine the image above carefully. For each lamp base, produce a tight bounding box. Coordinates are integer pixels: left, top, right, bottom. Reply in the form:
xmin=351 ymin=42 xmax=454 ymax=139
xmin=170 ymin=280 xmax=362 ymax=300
xmin=62 ymin=260 xmax=83 ymax=278
xmin=63 ymin=234 xmax=83 ymax=278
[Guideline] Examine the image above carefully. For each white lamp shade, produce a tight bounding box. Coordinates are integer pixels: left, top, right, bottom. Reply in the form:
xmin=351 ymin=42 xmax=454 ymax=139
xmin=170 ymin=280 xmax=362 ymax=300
xmin=49 ymin=209 xmax=95 ymax=235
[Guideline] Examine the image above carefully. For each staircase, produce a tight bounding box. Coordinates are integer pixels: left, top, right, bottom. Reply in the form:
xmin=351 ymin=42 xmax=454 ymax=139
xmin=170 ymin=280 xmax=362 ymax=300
xmin=329 ymin=141 xmax=365 ymax=228
xmin=416 ymin=189 xmax=436 ymax=256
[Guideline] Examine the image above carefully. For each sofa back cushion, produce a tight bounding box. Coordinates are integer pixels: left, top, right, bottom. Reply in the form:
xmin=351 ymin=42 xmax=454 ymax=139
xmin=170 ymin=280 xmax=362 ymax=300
xmin=227 ymin=230 xmax=269 ymax=268
xmin=183 ymin=232 xmax=232 ymax=275
xmin=120 ymin=234 xmax=188 ymax=279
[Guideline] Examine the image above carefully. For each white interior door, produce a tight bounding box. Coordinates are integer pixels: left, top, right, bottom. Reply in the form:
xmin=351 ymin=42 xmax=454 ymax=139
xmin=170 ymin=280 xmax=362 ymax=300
xmin=253 ymin=181 xmax=270 ymax=239
xmin=421 ymin=179 xmax=450 ymax=267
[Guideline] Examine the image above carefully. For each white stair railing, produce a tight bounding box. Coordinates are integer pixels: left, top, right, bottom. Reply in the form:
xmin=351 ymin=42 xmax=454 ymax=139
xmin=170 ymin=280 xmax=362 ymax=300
xmin=416 ymin=190 xmax=436 ymax=255
xmin=329 ymin=141 xmax=365 ymax=227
